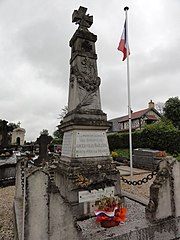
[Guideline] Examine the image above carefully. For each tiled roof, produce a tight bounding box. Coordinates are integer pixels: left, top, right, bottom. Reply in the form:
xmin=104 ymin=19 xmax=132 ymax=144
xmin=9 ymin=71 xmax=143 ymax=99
xmin=117 ymin=108 xmax=150 ymax=123
xmin=116 ymin=108 xmax=161 ymax=123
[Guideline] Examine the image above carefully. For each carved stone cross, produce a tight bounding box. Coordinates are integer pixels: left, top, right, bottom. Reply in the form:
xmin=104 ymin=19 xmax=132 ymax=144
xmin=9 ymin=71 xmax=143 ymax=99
xmin=36 ymin=134 xmax=52 ymax=166
xmin=72 ymin=6 xmax=93 ymax=30
xmin=1 ymin=120 xmax=8 ymax=148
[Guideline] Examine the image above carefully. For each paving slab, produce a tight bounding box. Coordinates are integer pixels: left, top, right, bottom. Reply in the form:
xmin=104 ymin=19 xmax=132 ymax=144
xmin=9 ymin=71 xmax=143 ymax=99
xmin=116 ymin=165 xmax=151 ymax=176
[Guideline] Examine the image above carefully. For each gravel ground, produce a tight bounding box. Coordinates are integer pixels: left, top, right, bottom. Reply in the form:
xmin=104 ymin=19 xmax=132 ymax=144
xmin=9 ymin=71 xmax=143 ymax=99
xmin=0 ymin=172 xmax=154 ymax=239
xmin=121 ymin=173 xmax=155 ymax=200
xmin=0 ymin=186 xmax=15 ymax=240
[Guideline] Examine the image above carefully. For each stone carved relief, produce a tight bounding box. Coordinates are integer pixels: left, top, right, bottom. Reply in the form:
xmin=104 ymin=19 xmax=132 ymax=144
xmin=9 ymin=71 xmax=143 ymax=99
xmin=81 ymin=40 xmax=92 ymax=52
xmin=70 ymin=56 xmax=100 ymax=110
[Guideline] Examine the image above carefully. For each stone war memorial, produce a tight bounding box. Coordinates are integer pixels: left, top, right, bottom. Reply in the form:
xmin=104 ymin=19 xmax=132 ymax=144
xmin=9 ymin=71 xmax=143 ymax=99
xmin=58 ymin=5 xmax=120 ymax=219
xmin=13 ymin=6 xmax=180 ymax=240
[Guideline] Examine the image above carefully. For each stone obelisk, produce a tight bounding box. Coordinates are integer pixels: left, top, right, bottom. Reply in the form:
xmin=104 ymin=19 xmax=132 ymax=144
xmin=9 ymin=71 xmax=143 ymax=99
xmin=58 ymin=6 xmax=120 ymax=219
xmin=61 ymin=6 xmax=111 ymax=159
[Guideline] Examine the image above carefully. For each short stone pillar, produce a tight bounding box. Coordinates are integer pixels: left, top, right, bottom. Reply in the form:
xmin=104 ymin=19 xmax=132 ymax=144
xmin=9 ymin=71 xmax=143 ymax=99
xmin=146 ymin=157 xmax=180 ymax=222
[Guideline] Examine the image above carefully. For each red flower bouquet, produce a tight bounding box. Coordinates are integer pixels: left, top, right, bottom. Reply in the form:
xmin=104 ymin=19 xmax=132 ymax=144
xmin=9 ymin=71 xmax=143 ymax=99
xmin=94 ymin=196 xmax=127 ymax=228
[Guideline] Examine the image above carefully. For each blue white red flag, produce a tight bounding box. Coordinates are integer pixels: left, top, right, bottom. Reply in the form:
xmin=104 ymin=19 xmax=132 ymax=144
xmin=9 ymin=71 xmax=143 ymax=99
xmin=117 ymin=21 xmax=129 ymax=61
xmin=94 ymin=206 xmax=118 ymax=218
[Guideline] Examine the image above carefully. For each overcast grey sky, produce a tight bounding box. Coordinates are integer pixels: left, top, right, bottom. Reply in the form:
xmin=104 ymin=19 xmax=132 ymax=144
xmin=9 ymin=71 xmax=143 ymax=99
xmin=0 ymin=0 xmax=179 ymax=141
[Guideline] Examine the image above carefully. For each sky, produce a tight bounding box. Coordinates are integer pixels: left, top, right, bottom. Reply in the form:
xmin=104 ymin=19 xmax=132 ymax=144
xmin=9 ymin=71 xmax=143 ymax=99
xmin=0 ymin=0 xmax=179 ymax=141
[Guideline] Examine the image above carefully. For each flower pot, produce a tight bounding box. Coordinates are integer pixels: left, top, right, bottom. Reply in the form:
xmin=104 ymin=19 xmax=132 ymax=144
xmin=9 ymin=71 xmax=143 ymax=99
xmin=100 ymin=220 xmax=119 ymax=228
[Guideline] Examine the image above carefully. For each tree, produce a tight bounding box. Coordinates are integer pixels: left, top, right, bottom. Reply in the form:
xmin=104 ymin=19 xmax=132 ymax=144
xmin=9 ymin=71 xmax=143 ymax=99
xmin=40 ymin=129 xmax=49 ymax=135
xmin=163 ymin=97 xmax=180 ymax=129
xmin=155 ymin=102 xmax=165 ymax=115
xmin=53 ymin=128 xmax=63 ymax=138
xmin=8 ymin=122 xmax=18 ymax=132
xmin=58 ymin=105 xmax=68 ymax=121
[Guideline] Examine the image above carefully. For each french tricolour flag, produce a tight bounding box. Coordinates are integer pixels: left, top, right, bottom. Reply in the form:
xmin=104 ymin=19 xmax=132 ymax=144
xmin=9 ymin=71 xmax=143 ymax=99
xmin=117 ymin=21 xmax=129 ymax=61
xmin=94 ymin=206 xmax=118 ymax=218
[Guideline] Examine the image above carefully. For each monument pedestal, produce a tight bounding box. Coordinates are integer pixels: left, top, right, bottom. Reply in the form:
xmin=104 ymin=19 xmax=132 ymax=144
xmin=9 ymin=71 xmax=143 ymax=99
xmin=57 ymin=6 xmax=121 ymax=219
xmin=57 ymin=120 xmax=121 ymax=219
xmin=55 ymin=157 xmax=120 ymax=219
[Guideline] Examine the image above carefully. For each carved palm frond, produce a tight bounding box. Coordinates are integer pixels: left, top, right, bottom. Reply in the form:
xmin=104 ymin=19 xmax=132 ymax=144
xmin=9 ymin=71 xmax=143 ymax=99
xmin=77 ymin=88 xmax=96 ymax=109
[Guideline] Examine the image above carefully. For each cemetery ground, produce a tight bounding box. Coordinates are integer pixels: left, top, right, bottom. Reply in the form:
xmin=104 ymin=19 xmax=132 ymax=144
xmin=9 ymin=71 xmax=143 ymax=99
xmin=0 ymin=171 xmax=154 ymax=240
xmin=0 ymin=186 xmax=15 ymax=240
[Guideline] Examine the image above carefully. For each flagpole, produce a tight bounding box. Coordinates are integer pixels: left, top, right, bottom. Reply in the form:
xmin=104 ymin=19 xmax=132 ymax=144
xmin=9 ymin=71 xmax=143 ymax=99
xmin=124 ymin=6 xmax=133 ymax=183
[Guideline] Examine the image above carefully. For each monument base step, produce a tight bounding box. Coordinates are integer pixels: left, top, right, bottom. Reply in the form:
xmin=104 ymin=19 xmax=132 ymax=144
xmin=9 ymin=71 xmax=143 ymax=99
xmin=77 ymin=198 xmax=180 ymax=240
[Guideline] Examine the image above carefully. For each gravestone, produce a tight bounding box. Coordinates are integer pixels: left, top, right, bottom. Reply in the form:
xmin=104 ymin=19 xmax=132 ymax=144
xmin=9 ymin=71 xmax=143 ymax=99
xmin=36 ymin=133 xmax=52 ymax=166
xmin=133 ymin=148 xmax=162 ymax=170
xmin=58 ymin=6 xmax=120 ymax=219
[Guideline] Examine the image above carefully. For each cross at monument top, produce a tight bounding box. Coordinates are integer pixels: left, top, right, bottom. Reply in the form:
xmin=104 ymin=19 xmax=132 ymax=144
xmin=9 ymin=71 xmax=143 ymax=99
xmin=72 ymin=6 xmax=93 ymax=30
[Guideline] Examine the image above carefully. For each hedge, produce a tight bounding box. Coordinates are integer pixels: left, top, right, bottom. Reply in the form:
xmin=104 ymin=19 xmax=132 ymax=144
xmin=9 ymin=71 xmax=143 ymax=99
xmin=107 ymin=129 xmax=180 ymax=154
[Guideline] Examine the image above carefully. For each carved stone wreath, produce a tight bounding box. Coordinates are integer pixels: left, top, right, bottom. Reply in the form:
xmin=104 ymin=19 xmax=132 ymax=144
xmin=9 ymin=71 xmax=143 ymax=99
xmin=70 ymin=57 xmax=101 ymax=110
xmin=71 ymin=57 xmax=100 ymax=92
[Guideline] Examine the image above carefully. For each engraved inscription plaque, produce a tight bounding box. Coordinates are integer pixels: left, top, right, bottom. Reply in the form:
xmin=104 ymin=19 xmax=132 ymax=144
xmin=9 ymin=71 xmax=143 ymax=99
xmin=61 ymin=131 xmax=73 ymax=157
xmin=79 ymin=186 xmax=115 ymax=203
xmin=75 ymin=130 xmax=110 ymax=157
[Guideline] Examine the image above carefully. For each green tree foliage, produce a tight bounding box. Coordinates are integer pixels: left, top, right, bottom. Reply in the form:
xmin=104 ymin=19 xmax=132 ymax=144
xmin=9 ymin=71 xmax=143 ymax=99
xmin=53 ymin=129 xmax=63 ymax=142
xmin=140 ymin=119 xmax=179 ymax=153
xmin=0 ymin=120 xmax=18 ymax=133
xmin=163 ymin=97 xmax=180 ymax=129
xmin=8 ymin=122 xmax=18 ymax=132
xmin=108 ymin=119 xmax=180 ymax=155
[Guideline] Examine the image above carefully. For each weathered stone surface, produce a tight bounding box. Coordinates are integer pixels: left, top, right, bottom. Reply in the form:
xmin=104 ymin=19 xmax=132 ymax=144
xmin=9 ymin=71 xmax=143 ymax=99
xmin=36 ymin=133 xmax=52 ymax=166
xmin=146 ymin=157 xmax=180 ymax=222
xmin=13 ymin=156 xmax=180 ymax=240
xmin=172 ymin=159 xmax=180 ymax=217
xmin=58 ymin=6 xmax=120 ymax=220
xmin=78 ymin=198 xmax=180 ymax=240
xmin=24 ymin=170 xmax=49 ymax=240
xmin=49 ymin=187 xmax=80 ymax=240
xmin=54 ymin=157 xmax=120 ymax=219
xmin=133 ymin=148 xmax=162 ymax=170
xmin=61 ymin=130 xmax=110 ymax=158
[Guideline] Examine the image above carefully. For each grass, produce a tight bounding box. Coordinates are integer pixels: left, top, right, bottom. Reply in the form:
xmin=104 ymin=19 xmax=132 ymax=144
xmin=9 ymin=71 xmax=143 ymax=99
xmin=113 ymin=148 xmax=129 ymax=159
xmin=174 ymin=153 xmax=180 ymax=161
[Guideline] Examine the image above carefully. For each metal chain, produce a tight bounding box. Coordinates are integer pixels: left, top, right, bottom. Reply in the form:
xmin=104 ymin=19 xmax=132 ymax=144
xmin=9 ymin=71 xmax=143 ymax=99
xmin=121 ymin=168 xmax=158 ymax=186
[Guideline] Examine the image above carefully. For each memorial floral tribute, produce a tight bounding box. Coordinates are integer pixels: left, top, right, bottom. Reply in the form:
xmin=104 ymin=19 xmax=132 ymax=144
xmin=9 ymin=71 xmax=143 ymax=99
xmin=111 ymin=151 xmax=118 ymax=160
xmin=94 ymin=195 xmax=127 ymax=228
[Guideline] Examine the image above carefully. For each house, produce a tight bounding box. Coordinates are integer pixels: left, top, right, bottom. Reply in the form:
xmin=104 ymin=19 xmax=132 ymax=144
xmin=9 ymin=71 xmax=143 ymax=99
xmin=108 ymin=100 xmax=161 ymax=133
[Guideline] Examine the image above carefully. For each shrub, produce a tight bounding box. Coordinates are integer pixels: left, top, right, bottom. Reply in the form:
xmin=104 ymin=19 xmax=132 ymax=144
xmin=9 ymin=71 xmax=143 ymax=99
xmin=107 ymin=120 xmax=180 ymax=154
